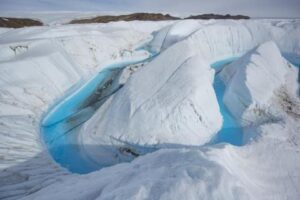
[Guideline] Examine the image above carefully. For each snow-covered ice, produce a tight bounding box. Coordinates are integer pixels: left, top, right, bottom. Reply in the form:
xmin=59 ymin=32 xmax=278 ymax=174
xmin=220 ymin=41 xmax=293 ymax=126
xmin=0 ymin=21 xmax=171 ymax=198
xmin=0 ymin=18 xmax=300 ymax=200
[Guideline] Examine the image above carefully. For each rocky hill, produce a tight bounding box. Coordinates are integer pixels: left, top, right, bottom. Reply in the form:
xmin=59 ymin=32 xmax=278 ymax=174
xmin=185 ymin=14 xmax=250 ymax=20
xmin=0 ymin=13 xmax=250 ymax=28
xmin=70 ymin=13 xmax=179 ymax=24
xmin=0 ymin=17 xmax=43 ymax=28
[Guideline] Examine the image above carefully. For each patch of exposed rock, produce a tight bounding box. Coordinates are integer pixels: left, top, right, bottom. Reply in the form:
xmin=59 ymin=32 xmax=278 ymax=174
xmin=70 ymin=13 xmax=179 ymax=24
xmin=0 ymin=17 xmax=43 ymax=28
xmin=185 ymin=14 xmax=250 ymax=20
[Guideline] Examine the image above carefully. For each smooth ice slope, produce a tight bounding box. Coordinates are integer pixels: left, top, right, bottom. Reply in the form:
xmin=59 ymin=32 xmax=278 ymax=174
xmin=220 ymin=41 xmax=291 ymax=126
xmin=149 ymin=19 xmax=300 ymax=63
xmin=148 ymin=20 xmax=201 ymax=52
xmin=79 ymin=42 xmax=222 ymax=165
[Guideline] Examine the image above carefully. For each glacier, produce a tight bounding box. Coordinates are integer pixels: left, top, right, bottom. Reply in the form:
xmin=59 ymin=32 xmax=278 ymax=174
xmin=0 ymin=19 xmax=300 ymax=200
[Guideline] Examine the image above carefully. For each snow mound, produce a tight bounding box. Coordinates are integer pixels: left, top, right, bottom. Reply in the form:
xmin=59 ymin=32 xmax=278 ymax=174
xmin=22 ymin=148 xmax=248 ymax=200
xmin=149 ymin=21 xmax=264 ymax=55
xmin=149 ymin=20 xmax=300 ymax=62
xmin=220 ymin=41 xmax=292 ymax=126
xmin=22 ymin=135 xmax=300 ymax=200
xmin=0 ymin=22 xmax=168 ymax=199
xmin=79 ymin=40 xmax=222 ymax=165
xmin=148 ymin=20 xmax=201 ymax=52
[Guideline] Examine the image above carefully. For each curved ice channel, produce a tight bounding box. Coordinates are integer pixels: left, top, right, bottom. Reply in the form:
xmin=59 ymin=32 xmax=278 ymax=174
xmin=41 ymin=54 xmax=299 ymax=174
xmin=41 ymin=55 xmax=245 ymax=174
xmin=41 ymin=55 xmax=156 ymax=173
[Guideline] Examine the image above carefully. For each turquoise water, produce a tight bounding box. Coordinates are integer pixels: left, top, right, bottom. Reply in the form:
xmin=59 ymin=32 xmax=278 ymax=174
xmin=283 ymin=53 xmax=300 ymax=68
xmin=210 ymin=58 xmax=243 ymax=146
xmin=41 ymin=58 xmax=154 ymax=173
xmin=42 ymin=59 xmax=151 ymax=127
xmin=41 ymin=56 xmax=244 ymax=174
xmin=209 ymin=55 xmax=300 ymax=146
xmin=41 ymin=51 xmax=299 ymax=174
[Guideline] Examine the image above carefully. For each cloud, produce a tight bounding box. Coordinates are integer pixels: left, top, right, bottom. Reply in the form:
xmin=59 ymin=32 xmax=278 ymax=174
xmin=0 ymin=0 xmax=299 ymax=18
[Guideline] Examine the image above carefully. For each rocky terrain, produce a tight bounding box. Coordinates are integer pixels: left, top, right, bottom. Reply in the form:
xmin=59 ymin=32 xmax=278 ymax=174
xmin=69 ymin=13 xmax=250 ymax=25
xmin=0 ymin=17 xmax=43 ymax=28
xmin=185 ymin=14 xmax=250 ymax=20
xmin=69 ymin=13 xmax=179 ymax=24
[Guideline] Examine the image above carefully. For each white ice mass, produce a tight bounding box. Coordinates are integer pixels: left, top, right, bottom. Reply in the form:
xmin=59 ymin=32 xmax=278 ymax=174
xmin=220 ymin=41 xmax=293 ymax=126
xmin=0 ymin=18 xmax=300 ymax=200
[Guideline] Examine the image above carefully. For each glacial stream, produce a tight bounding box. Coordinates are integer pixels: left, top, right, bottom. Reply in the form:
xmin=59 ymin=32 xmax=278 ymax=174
xmin=42 ymin=52 xmax=299 ymax=174
xmin=41 ymin=56 xmax=155 ymax=173
xmin=41 ymin=54 xmax=245 ymax=174
xmin=210 ymin=58 xmax=243 ymax=146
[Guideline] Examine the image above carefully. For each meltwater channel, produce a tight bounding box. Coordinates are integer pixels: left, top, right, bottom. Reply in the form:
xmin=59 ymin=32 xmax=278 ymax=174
xmin=41 ymin=52 xmax=299 ymax=174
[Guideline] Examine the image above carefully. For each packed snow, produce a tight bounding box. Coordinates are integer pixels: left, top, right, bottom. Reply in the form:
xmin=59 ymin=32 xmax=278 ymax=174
xmin=0 ymin=18 xmax=300 ymax=200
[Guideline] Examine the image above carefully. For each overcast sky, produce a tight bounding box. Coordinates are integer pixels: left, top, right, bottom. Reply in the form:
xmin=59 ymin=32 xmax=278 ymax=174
xmin=0 ymin=0 xmax=300 ymax=18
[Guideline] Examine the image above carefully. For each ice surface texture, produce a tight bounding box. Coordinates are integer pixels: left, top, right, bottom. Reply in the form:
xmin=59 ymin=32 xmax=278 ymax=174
xmin=0 ymin=19 xmax=300 ymax=199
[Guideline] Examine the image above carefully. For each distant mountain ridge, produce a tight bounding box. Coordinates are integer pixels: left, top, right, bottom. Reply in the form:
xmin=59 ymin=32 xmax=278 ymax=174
xmin=0 ymin=13 xmax=250 ymax=28
xmin=69 ymin=13 xmax=180 ymax=24
xmin=0 ymin=17 xmax=43 ymax=28
xmin=70 ymin=13 xmax=250 ymax=24
xmin=185 ymin=14 xmax=250 ymax=20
